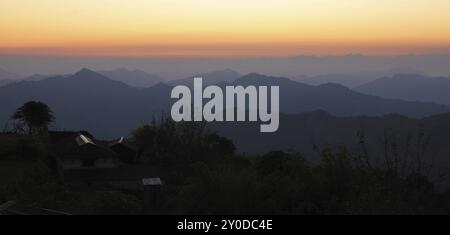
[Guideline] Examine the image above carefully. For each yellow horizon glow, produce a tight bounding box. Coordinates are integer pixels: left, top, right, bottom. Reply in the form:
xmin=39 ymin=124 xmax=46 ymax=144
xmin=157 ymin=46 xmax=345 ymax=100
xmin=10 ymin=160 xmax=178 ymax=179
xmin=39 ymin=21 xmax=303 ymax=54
xmin=1 ymin=0 xmax=450 ymax=57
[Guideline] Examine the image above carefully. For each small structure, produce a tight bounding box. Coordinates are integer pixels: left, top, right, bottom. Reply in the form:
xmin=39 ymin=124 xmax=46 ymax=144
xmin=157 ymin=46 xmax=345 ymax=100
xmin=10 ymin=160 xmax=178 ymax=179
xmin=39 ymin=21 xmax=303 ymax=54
xmin=142 ymin=177 xmax=163 ymax=212
xmin=142 ymin=177 xmax=162 ymax=186
xmin=47 ymin=131 xmax=164 ymax=212
xmin=48 ymin=131 xmax=120 ymax=170
xmin=109 ymin=137 xmax=138 ymax=163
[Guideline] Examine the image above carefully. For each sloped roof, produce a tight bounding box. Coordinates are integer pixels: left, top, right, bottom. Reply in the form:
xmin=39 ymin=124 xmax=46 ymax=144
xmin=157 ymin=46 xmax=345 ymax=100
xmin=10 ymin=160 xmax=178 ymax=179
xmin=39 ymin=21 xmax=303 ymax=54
xmin=109 ymin=137 xmax=138 ymax=152
xmin=75 ymin=134 xmax=95 ymax=146
xmin=48 ymin=131 xmax=117 ymax=159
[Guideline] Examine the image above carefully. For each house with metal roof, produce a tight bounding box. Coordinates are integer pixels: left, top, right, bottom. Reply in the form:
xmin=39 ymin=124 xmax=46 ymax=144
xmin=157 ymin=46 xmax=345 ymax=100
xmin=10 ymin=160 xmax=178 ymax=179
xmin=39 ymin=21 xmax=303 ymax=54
xmin=48 ymin=131 xmax=120 ymax=170
xmin=109 ymin=137 xmax=139 ymax=164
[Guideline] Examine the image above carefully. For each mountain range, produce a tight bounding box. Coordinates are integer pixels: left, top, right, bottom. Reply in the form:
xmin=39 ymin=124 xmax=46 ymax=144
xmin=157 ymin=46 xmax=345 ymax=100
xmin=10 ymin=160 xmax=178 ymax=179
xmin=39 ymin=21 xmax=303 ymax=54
xmin=356 ymin=74 xmax=450 ymax=105
xmin=168 ymin=69 xmax=241 ymax=87
xmin=0 ymin=68 xmax=20 ymax=87
xmin=2 ymin=54 xmax=450 ymax=79
xmin=223 ymin=73 xmax=449 ymax=117
xmin=1 ymin=68 xmax=450 ymax=139
xmin=294 ymin=67 xmax=425 ymax=88
xmin=98 ymin=68 xmax=165 ymax=88
xmin=0 ymin=69 xmax=172 ymax=138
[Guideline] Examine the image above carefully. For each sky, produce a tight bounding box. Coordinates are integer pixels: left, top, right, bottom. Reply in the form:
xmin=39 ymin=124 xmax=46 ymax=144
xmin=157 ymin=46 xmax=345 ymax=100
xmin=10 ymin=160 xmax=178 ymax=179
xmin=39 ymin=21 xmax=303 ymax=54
xmin=1 ymin=0 xmax=450 ymax=57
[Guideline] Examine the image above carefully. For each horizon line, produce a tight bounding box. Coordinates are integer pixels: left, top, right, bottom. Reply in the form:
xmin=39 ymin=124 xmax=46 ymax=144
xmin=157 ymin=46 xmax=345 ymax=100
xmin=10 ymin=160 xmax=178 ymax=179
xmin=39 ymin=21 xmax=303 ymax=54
xmin=2 ymin=53 xmax=450 ymax=59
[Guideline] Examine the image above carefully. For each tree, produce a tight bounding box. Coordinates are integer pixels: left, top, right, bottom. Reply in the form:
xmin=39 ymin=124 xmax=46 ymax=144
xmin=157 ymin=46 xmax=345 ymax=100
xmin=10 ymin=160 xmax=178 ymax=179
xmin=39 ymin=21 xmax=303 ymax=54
xmin=11 ymin=101 xmax=55 ymax=135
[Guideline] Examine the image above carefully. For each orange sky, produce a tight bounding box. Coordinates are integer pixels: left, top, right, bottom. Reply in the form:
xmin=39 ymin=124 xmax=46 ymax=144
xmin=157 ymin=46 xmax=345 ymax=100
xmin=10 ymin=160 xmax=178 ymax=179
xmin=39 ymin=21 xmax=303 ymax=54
xmin=1 ymin=0 xmax=450 ymax=57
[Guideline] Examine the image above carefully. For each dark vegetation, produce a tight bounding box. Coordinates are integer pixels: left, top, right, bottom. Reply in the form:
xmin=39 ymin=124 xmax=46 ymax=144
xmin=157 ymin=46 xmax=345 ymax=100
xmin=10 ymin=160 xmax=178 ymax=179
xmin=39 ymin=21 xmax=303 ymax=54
xmin=1 ymin=102 xmax=450 ymax=214
xmin=128 ymin=117 xmax=450 ymax=214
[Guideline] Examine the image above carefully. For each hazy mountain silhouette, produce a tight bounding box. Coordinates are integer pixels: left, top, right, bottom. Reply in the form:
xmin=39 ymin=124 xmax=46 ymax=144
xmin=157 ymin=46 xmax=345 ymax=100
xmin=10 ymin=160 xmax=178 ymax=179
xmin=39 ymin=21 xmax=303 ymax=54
xmin=168 ymin=69 xmax=241 ymax=87
xmin=0 ymin=79 xmax=14 ymax=87
xmin=23 ymin=74 xmax=50 ymax=81
xmin=0 ymin=68 xmax=19 ymax=80
xmin=226 ymin=73 xmax=450 ymax=117
xmin=98 ymin=68 xmax=165 ymax=88
xmin=3 ymin=54 xmax=450 ymax=79
xmin=0 ymin=68 xmax=172 ymax=138
xmin=22 ymin=74 xmax=70 ymax=82
xmin=0 ymin=68 xmax=20 ymax=87
xmin=294 ymin=67 xmax=425 ymax=88
xmin=0 ymin=69 xmax=449 ymax=138
xmin=356 ymin=74 xmax=450 ymax=105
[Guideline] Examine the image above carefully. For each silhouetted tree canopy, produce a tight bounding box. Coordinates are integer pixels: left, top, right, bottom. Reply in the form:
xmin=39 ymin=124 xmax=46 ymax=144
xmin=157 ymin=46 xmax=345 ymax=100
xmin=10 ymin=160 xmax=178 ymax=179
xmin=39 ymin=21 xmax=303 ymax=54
xmin=11 ymin=101 xmax=55 ymax=135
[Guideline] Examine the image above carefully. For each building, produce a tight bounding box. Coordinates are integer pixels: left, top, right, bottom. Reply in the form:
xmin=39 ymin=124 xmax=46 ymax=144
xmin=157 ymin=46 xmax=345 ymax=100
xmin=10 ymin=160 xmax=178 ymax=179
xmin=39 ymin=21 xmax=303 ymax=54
xmin=48 ymin=131 xmax=120 ymax=170
xmin=48 ymin=131 xmax=162 ymax=211
xmin=109 ymin=137 xmax=139 ymax=164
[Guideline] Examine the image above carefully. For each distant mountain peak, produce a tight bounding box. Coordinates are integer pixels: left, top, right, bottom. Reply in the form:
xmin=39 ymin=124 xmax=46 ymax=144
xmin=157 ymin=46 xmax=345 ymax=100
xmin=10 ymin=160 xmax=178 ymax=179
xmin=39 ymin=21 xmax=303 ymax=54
xmin=74 ymin=68 xmax=111 ymax=80
xmin=391 ymin=74 xmax=427 ymax=79
xmin=98 ymin=68 xmax=164 ymax=88
xmin=75 ymin=68 xmax=100 ymax=76
xmin=318 ymin=83 xmax=350 ymax=90
xmin=0 ymin=68 xmax=20 ymax=81
xmin=244 ymin=72 xmax=264 ymax=77
xmin=237 ymin=73 xmax=270 ymax=80
xmin=169 ymin=69 xmax=241 ymax=86
xmin=356 ymin=74 xmax=450 ymax=105
xmin=235 ymin=73 xmax=294 ymax=84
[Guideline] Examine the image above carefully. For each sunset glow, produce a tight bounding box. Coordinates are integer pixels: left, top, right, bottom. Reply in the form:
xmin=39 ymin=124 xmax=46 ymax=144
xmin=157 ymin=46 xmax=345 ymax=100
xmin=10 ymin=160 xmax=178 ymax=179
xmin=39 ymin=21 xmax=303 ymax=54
xmin=1 ymin=0 xmax=450 ymax=57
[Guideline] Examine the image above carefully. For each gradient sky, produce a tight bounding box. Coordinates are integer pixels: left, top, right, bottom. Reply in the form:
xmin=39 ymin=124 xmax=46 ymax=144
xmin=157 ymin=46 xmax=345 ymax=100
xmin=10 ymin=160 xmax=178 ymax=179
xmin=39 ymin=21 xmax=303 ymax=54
xmin=1 ymin=0 xmax=450 ymax=57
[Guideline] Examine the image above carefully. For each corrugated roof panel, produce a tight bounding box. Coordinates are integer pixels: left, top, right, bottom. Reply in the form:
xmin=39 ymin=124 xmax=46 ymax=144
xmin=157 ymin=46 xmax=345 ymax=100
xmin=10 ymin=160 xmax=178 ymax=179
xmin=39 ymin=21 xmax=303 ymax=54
xmin=75 ymin=134 xmax=95 ymax=146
